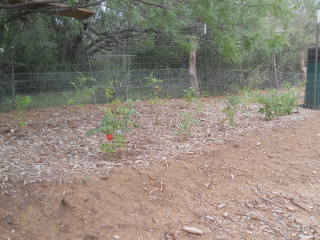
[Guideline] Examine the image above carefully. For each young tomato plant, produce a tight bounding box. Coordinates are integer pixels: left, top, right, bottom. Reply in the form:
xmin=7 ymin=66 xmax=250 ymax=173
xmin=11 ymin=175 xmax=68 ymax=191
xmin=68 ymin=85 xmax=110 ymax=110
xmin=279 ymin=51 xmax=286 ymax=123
xmin=175 ymin=111 xmax=198 ymax=137
xmin=145 ymin=73 xmax=164 ymax=124
xmin=182 ymin=87 xmax=196 ymax=102
xmin=220 ymin=94 xmax=246 ymax=130
xmin=68 ymin=73 xmax=96 ymax=109
xmin=14 ymin=95 xmax=31 ymax=127
xmin=257 ymin=83 xmax=299 ymax=120
xmin=86 ymin=100 xmax=139 ymax=158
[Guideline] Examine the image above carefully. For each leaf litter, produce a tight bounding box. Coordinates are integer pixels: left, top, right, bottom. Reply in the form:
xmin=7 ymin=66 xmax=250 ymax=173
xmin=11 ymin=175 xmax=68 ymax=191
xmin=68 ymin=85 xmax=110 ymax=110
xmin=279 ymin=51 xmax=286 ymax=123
xmin=1 ymin=98 xmax=320 ymax=239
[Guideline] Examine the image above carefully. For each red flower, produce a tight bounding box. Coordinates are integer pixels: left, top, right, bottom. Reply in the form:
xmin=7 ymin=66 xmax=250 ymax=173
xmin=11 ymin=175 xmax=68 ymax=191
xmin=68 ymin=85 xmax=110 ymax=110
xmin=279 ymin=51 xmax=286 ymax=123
xmin=202 ymin=99 xmax=205 ymax=102
xmin=106 ymin=134 xmax=112 ymax=141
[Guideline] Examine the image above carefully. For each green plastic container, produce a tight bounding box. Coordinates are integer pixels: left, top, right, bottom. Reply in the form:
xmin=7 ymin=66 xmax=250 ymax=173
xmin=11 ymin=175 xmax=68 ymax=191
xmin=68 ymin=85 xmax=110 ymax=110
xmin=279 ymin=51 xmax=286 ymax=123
xmin=304 ymin=47 xmax=320 ymax=109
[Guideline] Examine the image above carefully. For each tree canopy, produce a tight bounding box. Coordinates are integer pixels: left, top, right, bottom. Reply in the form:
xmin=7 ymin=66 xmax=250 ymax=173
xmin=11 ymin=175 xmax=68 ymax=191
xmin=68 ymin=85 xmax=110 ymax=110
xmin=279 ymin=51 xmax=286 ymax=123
xmin=0 ymin=0 xmax=318 ymax=73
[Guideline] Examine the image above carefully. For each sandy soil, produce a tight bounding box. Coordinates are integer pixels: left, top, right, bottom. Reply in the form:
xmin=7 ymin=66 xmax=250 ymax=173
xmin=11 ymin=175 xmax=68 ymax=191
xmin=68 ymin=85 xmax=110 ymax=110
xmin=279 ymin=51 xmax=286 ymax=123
xmin=1 ymin=97 xmax=320 ymax=240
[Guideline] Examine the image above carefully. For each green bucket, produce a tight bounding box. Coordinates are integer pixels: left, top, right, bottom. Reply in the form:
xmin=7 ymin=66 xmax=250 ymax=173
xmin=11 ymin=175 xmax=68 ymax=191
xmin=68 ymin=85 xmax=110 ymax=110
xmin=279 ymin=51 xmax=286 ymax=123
xmin=304 ymin=47 xmax=320 ymax=109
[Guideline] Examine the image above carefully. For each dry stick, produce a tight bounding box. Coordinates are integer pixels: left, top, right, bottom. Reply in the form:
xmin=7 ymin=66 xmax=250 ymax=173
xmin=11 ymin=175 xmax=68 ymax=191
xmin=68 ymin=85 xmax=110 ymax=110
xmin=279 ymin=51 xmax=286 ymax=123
xmin=149 ymin=173 xmax=156 ymax=180
xmin=107 ymin=189 xmax=123 ymax=195
xmin=149 ymin=187 xmax=158 ymax=195
xmin=149 ymin=181 xmax=164 ymax=194
xmin=160 ymin=181 xmax=164 ymax=191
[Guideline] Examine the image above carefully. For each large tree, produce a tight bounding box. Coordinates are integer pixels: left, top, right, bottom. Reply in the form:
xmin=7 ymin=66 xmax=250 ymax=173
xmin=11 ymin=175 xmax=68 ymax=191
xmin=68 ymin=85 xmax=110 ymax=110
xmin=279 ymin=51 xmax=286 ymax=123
xmin=0 ymin=0 xmax=318 ymax=72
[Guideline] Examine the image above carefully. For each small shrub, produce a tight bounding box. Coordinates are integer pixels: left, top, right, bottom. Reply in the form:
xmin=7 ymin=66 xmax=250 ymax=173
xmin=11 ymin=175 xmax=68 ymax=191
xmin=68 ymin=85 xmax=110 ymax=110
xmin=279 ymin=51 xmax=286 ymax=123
xmin=86 ymin=100 xmax=139 ymax=158
xmin=220 ymin=94 xmax=245 ymax=128
xmin=256 ymin=83 xmax=299 ymax=121
xmin=183 ymin=87 xmax=196 ymax=102
xmin=100 ymin=79 xmax=117 ymax=103
xmin=68 ymin=74 xmax=96 ymax=109
xmin=145 ymin=73 xmax=163 ymax=99
xmin=145 ymin=74 xmax=164 ymax=124
xmin=14 ymin=95 xmax=31 ymax=127
xmin=239 ymin=86 xmax=260 ymax=103
xmin=175 ymin=111 xmax=198 ymax=136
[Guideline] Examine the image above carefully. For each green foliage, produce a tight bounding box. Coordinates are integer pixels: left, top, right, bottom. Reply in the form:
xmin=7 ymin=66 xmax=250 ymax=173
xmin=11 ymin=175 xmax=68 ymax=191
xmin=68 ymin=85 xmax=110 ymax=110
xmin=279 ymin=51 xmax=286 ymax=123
xmin=183 ymin=87 xmax=196 ymax=102
xmin=175 ymin=111 xmax=198 ymax=136
xmin=201 ymin=90 xmax=210 ymax=98
xmin=256 ymin=83 xmax=299 ymax=120
xmin=145 ymin=73 xmax=163 ymax=98
xmin=1 ymin=0 xmax=317 ymax=76
xmin=0 ymin=14 xmax=87 ymax=73
xmin=101 ymin=79 xmax=117 ymax=103
xmin=220 ymin=95 xmax=245 ymax=128
xmin=239 ymin=86 xmax=261 ymax=104
xmin=15 ymin=95 xmax=31 ymax=111
xmin=13 ymin=95 xmax=31 ymax=127
xmin=86 ymin=100 xmax=139 ymax=158
xmin=145 ymin=74 xmax=164 ymax=124
xmin=68 ymin=74 xmax=96 ymax=109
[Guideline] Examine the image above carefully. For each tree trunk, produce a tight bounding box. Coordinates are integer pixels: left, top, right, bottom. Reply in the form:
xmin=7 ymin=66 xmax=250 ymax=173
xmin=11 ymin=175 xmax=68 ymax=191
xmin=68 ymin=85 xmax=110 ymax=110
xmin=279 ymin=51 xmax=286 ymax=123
xmin=300 ymin=52 xmax=307 ymax=82
xmin=273 ymin=54 xmax=279 ymax=89
xmin=188 ymin=47 xmax=200 ymax=96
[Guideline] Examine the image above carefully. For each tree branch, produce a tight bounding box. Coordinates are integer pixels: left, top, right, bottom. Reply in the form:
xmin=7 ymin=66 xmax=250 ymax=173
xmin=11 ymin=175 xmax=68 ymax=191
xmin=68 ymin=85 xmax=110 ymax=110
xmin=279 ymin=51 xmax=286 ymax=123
xmin=134 ymin=0 xmax=167 ymax=10
xmin=0 ymin=0 xmax=63 ymax=9
xmin=0 ymin=0 xmax=102 ymax=11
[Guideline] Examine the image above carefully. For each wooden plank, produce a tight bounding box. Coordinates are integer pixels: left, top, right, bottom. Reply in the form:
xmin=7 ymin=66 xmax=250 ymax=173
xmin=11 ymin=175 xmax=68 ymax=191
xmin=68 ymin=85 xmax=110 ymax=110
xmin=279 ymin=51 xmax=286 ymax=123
xmin=8 ymin=0 xmax=95 ymax=20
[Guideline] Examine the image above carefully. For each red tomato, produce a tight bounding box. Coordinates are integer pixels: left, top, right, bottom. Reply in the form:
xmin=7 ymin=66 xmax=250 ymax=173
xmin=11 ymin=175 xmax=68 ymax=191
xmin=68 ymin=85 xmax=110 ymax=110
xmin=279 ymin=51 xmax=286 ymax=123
xmin=106 ymin=134 xmax=112 ymax=140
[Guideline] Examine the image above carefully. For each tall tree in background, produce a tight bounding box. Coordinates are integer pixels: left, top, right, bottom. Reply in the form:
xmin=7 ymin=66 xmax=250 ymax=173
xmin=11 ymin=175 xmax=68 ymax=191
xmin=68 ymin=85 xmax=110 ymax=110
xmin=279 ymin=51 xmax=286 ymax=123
xmin=0 ymin=0 xmax=318 ymax=74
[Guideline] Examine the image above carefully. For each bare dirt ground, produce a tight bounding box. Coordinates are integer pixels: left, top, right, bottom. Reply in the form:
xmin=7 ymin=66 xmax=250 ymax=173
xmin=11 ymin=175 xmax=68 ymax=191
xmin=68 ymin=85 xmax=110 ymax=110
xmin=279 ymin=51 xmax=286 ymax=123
xmin=1 ymin=97 xmax=320 ymax=240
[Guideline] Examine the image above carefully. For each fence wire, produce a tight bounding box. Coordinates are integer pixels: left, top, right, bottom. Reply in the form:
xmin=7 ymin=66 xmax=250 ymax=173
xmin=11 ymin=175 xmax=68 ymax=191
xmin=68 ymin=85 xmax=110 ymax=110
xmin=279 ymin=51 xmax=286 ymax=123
xmin=0 ymin=68 xmax=303 ymax=112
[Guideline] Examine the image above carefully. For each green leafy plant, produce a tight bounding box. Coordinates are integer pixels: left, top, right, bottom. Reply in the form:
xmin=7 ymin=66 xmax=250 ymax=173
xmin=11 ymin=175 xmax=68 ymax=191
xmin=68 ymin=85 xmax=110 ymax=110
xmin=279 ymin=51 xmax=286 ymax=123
xmin=101 ymin=79 xmax=117 ymax=103
xmin=14 ymin=95 xmax=31 ymax=127
xmin=145 ymin=74 xmax=164 ymax=124
xmin=183 ymin=87 xmax=196 ymax=102
xmin=145 ymin=73 xmax=163 ymax=99
xmin=220 ymin=94 xmax=245 ymax=129
xmin=86 ymin=99 xmax=139 ymax=158
xmin=68 ymin=73 xmax=96 ymax=109
xmin=239 ymin=86 xmax=260 ymax=104
xmin=175 ymin=111 xmax=198 ymax=136
xmin=257 ymin=83 xmax=299 ymax=120
xmin=201 ymin=89 xmax=210 ymax=98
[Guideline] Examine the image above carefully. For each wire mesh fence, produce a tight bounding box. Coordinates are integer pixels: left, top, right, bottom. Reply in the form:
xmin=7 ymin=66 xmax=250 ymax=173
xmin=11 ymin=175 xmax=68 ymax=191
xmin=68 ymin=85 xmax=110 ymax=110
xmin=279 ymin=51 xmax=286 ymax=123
xmin=0 ymin=66 xmax=303 ymax=112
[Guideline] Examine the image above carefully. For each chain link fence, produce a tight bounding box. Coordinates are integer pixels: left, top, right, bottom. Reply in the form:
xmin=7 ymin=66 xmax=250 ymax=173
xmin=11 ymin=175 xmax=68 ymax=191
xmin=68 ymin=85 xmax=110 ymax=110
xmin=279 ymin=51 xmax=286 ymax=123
xmin=0 ymin=68 xmax=303 ymax=112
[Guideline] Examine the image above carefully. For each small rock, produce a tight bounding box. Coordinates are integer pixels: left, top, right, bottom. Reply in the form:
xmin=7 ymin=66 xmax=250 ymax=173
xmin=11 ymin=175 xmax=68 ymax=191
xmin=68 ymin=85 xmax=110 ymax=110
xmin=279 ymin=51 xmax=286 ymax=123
xmin=113 ymin=235 xmax=120 ymax=239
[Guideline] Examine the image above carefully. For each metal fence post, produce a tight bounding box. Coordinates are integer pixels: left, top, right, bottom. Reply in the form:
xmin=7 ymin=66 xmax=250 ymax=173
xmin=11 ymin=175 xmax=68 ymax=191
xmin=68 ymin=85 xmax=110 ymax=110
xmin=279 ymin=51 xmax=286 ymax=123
xmin=11 ymin=49 xmax=16 ymax=110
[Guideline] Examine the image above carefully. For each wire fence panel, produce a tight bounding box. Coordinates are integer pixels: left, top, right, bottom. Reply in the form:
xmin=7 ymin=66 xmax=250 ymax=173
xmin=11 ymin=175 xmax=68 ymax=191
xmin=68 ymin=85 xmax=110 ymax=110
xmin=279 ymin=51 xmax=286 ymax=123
xmin=0 ymin=68 xmax=303 ymax=112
